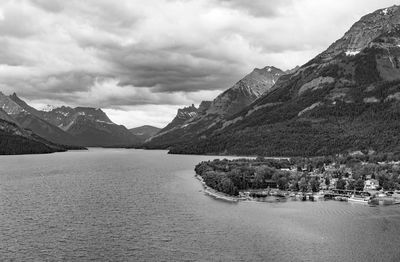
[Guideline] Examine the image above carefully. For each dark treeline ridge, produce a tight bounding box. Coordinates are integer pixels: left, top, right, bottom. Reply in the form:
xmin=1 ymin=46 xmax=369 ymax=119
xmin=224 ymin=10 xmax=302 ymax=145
xmin=171 ymin=81 xmax=400 ymax=157
xmin=0 ymin=134 xmax=65 ymax=155
xmin=195 ymin=152 xmax=400 ymax=196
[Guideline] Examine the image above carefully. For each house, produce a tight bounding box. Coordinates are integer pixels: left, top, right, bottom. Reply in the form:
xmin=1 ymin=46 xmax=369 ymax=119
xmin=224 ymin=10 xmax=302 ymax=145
xmin=364 ymin=179 xmax=379 ymax=190
xmin=330 ymin=178 xmax=338 ymax=189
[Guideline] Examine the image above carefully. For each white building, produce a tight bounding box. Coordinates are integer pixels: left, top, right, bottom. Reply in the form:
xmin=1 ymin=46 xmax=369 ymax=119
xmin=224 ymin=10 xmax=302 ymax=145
xmin=364 ymin=179 xmax=379 ymax=190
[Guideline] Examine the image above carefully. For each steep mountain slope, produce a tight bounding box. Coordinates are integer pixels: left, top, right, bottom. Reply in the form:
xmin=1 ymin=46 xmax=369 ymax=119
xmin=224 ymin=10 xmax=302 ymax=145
xmin=207 ymin=66 xmax=284 ymax=117
xmin=160 ymin=104 xmax=199 ymax=133
xmin=9 ymin=93 xmax=44 ymax=117
xmin=1 ymin=92 xmax=78 ymax=146
xmin=170 ymin=5 xmax=400 ymax=156
xmin=0 ymin=110 xmax=68 ymax=155
xmin=144 ymin=66 xmax=285 ymax=149
xmin=41 ymin=106 xmax=140 ymax=146
xmin=0 ymin=108 xmax=18 ymax=124
xmin=129 ymin=125 xmax=161 ymax=142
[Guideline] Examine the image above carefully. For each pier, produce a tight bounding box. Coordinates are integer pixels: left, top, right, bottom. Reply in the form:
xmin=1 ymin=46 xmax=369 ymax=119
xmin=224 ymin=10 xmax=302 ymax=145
xmin=324 ymin=189 xmax=370 ymax=199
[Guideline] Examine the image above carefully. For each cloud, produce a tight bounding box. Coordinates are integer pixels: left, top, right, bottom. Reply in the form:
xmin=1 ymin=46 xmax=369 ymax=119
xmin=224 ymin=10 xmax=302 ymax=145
xmin=103 ymin=105 xmax=182 ymax=129
xmin=0 ymin=0 xmax=399 ymax=127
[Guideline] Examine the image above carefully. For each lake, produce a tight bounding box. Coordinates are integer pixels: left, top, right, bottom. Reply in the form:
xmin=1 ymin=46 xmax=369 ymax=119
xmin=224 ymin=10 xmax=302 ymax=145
xmin=1 ymin=148 xmax=400 ymax=261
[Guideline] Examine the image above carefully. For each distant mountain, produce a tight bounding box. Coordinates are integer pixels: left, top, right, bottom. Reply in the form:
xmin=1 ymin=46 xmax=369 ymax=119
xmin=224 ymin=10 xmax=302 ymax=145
xmin=207 ymin=66 xmax=284 ymax=117
xmin=1 ymin=92 xmax=141 ymax=147
xmin=129 ymin=125 xmax=161 ymax=142
xmin=1 ymin=92 xmax=78 ymax=146
xmin=160 ymin=104 xmax=199 ymax=133
xmin=39 ymin=104 xmax=58 ymax=112
xmin=41 ymin=106 xmax=140 ymax=147
xmin=285 ymin=66 xmax=300 ymax=75
xmin=144 ymin=66 xmax=286 ymax=149
xmin=170 ymin=5 xmax=400 ymax=156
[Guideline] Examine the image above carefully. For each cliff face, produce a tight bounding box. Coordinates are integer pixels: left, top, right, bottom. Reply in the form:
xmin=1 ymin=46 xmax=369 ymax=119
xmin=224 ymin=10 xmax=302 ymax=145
xmin=169 ymin=6 xmax=400 ymax=156
xmin=322 ymin=6 xmax=400 ymax=59
xmin=158 ymin=104 xmax=199 ymax=134
xmin=206 ymin=66 xmax=284 ymax=117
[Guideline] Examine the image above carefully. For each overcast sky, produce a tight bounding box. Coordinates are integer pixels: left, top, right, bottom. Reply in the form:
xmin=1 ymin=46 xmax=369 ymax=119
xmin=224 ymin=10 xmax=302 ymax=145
xmin=0 ymin=0 xmax=398 ymax=128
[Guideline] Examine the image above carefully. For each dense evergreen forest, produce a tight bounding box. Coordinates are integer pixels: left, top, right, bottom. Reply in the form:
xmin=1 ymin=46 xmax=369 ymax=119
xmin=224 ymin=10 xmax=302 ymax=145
xmin=172 ymin=80 xmax=400 ymax=156
xmin=0 ymin=133 xmax=65 ymax=155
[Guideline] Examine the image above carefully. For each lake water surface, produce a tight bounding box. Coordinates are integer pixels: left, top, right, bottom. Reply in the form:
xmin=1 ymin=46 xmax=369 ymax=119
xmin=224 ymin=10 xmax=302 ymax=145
xmin=1 ymin=148 xmax=400 ymax=261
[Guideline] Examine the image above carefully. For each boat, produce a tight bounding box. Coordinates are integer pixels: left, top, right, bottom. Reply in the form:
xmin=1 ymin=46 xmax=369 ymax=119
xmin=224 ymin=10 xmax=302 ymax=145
xmin=348 ymin=195 xmax=370 ymax=204
xmin=334 ymin=196 xmax=348 ymax=201
xmin=378 ymin=197 xmax=396 ymax=205
xmin=313 ymin=192 xmax=325 ymax=201
xmin=307 ymin=193 xmax=314 ymax=201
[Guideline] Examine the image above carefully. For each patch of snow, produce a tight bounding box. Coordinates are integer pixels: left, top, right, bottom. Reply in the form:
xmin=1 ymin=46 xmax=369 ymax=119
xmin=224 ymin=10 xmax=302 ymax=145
xmin=363 ymin=97 xmax=380 ymax=103
xmin=207 ymin=122 xmax=217 ymax=129
xmin=267 ymin=67 xmax=271 ymax=72
xmin=385 ymin=92 xmax=400 ymax=102
xmin=57 ymin=111 xmax=69 ymax=117
xmin=382 ymin=8 xmax=388 ymax=15
xmin=298 ymin=102 xmax=322 ymax=117
xmin=40 ymin=104 xmax=57 ymax=112
xmin=96 ymin=120 xmax=114 ymax=125
xmin=245 ymin=103 xmax=282 ymax=117
xmin=345 ymin=50 xmax=360 ymax=56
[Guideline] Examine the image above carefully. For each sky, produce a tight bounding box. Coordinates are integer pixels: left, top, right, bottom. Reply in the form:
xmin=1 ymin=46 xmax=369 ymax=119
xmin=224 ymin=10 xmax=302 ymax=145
xmin=0 ymin=0 xmax=398 ymax=128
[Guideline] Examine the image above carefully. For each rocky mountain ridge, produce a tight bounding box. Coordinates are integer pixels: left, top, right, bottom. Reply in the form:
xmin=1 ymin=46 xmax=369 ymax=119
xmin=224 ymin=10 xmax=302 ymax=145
xmin=144 ymin=65 xmax=286 ymax=148
xmin=0 ymin=92 xmax=141 ymax=148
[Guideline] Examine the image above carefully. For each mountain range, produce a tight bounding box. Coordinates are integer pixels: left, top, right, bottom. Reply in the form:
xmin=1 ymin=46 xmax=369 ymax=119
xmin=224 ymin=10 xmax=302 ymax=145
xmin=0 ymin=107 xmax=76 ymax=155
xmin=143 ymin=66 xmax=287 ymax=149
xmin=150 ymin=5 xmax=400 ymax=157
xmin=2 ymin=5 xmax=400 ymax=157
xmin=0 ymin=92 xmax=158 ymax=154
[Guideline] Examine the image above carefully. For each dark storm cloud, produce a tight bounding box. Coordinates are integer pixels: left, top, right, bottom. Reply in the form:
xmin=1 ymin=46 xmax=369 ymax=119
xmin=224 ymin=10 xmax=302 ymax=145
xmin=106 ymin=44 xmax=241 ymax=93
xmin=218 ymin=0 xmax=294 ymax=17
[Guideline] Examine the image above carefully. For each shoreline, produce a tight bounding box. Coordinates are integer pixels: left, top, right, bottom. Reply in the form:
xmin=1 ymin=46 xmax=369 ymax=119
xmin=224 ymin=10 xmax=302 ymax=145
xmin=195 ymin=175 xmax=242 ymax=202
